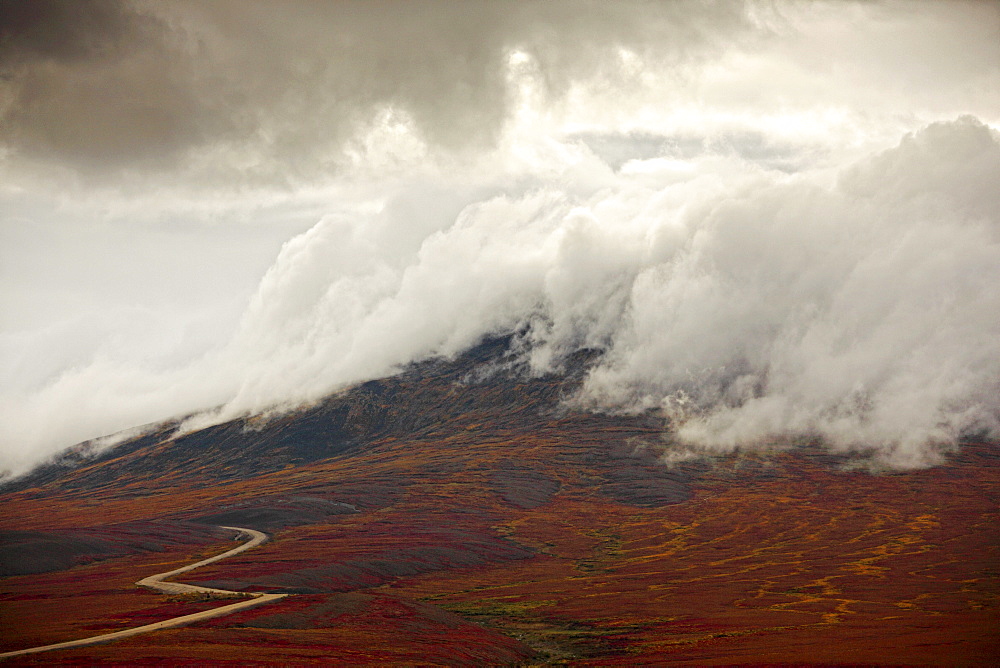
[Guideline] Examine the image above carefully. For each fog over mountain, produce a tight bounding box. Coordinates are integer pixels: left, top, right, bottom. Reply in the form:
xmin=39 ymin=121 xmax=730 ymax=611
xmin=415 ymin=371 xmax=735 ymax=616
xmin=2 ymin=1 xmax=999 ymax=476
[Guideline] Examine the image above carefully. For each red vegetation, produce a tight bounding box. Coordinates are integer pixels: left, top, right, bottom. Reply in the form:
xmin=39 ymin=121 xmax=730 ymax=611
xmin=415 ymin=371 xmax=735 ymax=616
xmin=1 ymin=347 xmax=997 ymax=665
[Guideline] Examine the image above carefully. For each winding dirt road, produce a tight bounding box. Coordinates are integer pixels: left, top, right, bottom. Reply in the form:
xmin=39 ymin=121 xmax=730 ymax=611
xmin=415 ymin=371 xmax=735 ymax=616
xmin=0 ymin=526 xmax=285 ymax=660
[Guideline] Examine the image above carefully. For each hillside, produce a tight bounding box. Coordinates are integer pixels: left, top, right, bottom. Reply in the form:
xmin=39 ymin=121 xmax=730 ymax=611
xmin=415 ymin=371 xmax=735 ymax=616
xmin=1 ymin=339 xmax=997 ymax=665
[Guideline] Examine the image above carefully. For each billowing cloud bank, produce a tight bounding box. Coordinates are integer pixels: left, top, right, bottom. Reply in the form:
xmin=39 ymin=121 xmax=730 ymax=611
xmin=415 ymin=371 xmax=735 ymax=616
xmin=218 ymin=117 xmax=1000 ymax=469
xmin=2 ymin=2 xmax=999 ymax=476
xmin=4 ymin=117 xmax=998 ymax=474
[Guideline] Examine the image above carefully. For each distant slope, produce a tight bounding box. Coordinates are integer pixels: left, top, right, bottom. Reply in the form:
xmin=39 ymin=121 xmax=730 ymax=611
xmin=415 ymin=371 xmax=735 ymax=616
xmin=1 ymin=335 xmax=997 ymax=664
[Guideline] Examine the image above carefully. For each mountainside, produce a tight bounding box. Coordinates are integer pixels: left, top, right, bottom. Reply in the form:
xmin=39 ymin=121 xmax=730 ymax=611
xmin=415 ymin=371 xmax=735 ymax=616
xmin=1 ymin=339 xmax=998 ymax=665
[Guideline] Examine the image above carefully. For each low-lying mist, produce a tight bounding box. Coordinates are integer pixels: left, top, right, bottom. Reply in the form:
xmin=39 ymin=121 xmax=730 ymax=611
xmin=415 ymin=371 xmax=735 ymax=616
xmin=3 ymin=116 xmax=999 ymax=475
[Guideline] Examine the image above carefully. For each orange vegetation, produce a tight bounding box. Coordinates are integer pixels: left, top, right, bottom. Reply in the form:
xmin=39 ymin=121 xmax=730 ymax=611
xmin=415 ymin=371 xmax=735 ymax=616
xmin=1 ymin=347 xmax=997 ymax=665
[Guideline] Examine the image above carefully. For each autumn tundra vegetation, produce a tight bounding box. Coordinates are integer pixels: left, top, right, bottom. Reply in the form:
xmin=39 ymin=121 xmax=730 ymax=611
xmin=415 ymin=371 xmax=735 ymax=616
xmin=1 ymin=338 xmax=997 ymax=665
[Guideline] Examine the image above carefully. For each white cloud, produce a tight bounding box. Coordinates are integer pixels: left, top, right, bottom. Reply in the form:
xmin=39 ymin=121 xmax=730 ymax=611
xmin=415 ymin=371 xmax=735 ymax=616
xmin=1 ymin=2 xmax=999 ymax=476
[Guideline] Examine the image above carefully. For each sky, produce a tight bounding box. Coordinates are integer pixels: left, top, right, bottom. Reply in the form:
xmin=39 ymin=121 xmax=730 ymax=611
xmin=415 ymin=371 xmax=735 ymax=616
xmin=1 ymin=0 xmax=999 ymax=477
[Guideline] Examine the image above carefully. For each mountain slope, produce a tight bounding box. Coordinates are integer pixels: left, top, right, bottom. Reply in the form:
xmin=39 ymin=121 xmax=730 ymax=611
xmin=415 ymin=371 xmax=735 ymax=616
xmin=1 ymin=338 xmax=997 ymax=665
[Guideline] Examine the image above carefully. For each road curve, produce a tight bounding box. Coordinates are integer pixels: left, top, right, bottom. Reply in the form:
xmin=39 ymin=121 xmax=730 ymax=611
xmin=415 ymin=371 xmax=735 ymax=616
xmin=0 ymin=526 xmax=286 ymax=661
xmin=136 ymin=526 xmax=271 ymax=596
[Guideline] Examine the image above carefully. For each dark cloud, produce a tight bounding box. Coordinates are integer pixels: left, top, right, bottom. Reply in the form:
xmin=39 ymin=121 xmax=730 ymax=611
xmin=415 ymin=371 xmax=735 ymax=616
xmin=0 ymin=0 xmax=757 ymax=181
xmin=0 ymin=0 xmax=137 ymax=64
xmin=0 ymin=0 xmax=213 ymax=170
xmin=2 ymin=1 xmax=999 ymax=477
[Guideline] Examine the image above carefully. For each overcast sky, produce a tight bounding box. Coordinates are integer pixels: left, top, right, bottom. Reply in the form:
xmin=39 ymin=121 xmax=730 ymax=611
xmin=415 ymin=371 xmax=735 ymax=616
xmin=2 ymin=0 xmax=999 ymax=477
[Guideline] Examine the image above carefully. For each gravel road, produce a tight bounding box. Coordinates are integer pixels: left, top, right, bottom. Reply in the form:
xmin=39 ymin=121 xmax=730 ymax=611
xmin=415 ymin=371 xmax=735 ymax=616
xmin=0 ymin=526 xmax=286 ymax=660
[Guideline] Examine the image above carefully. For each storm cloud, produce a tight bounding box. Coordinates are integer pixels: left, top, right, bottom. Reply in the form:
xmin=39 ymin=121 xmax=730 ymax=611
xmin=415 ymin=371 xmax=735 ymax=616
xmin=0 ymin=0 xmax=758 ymax=181
xmin=1 ymin=1 xmax=999 ymax=477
